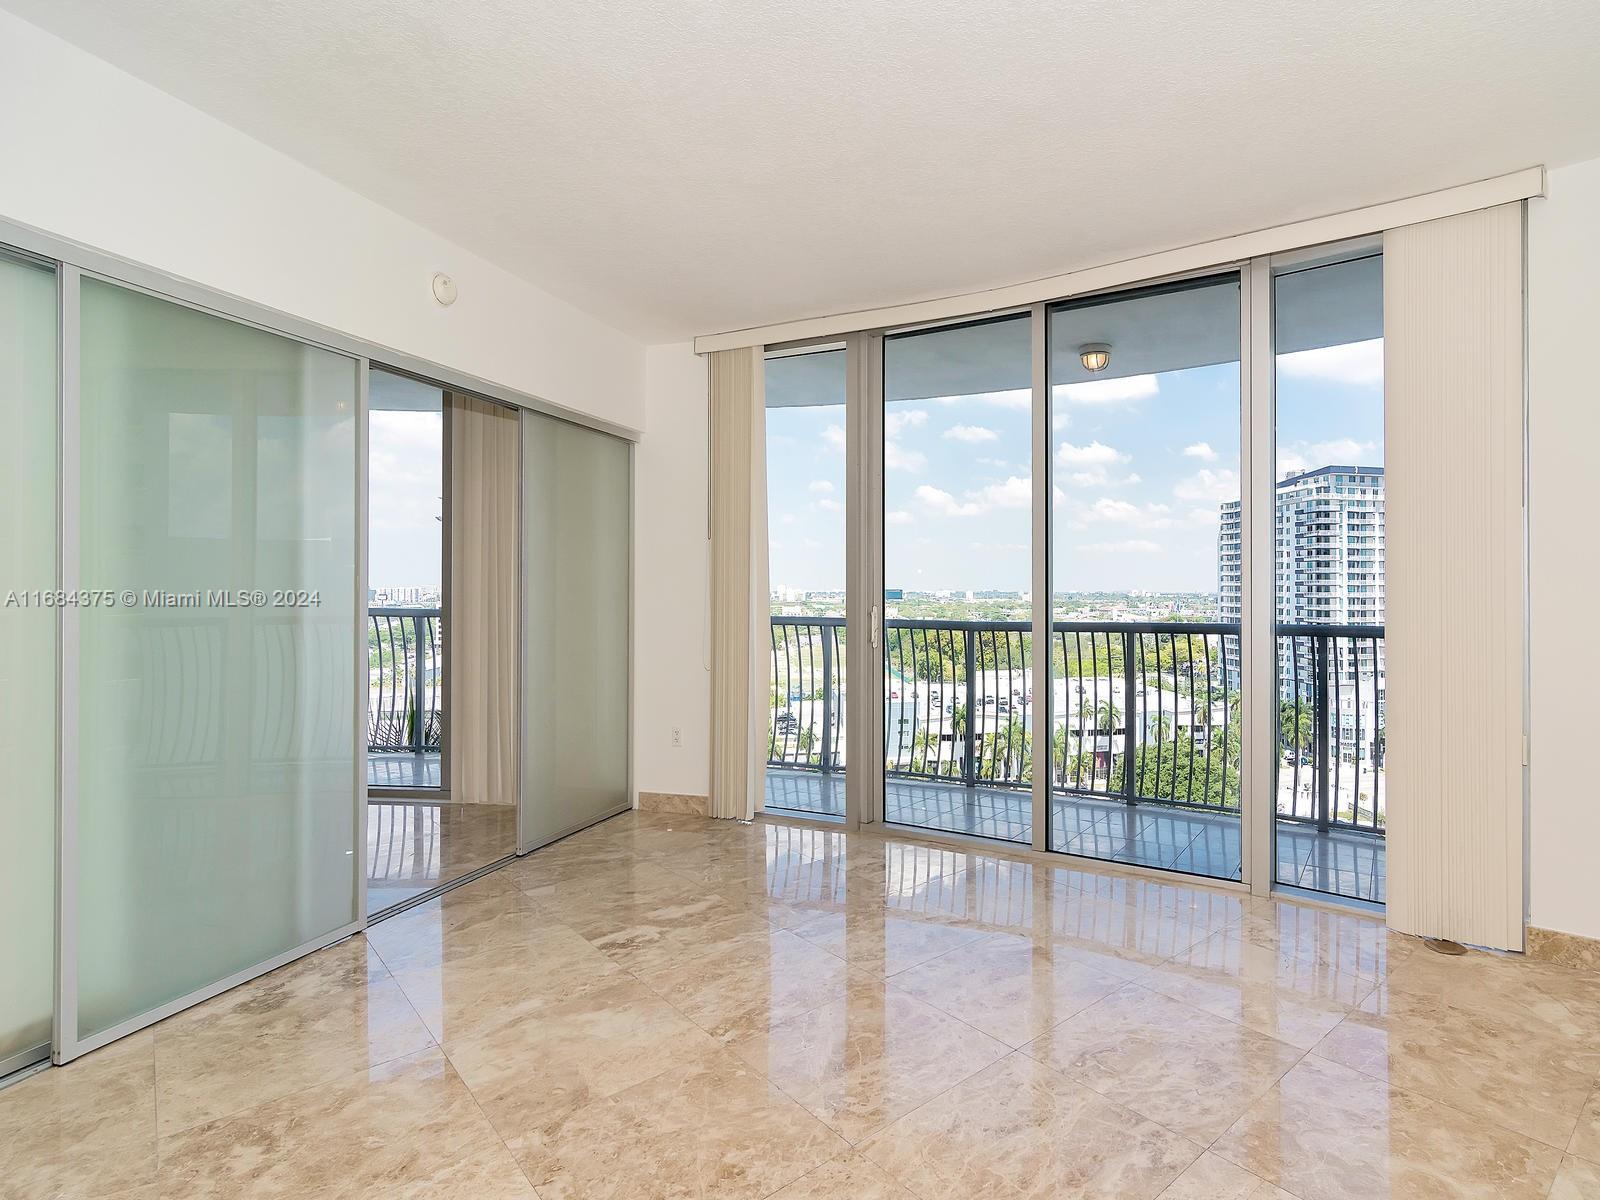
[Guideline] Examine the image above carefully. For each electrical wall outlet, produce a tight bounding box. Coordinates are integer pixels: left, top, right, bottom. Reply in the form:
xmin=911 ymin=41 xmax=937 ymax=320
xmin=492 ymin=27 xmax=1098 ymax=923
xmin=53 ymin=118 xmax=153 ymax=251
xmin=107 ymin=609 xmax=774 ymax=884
xmin=671 ymin=726 xmax=682 ymax=748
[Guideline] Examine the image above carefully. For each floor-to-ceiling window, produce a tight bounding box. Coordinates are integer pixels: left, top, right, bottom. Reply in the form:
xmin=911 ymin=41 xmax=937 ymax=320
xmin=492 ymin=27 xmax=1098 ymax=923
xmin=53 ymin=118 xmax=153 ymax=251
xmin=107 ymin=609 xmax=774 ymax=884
xmin=881 ymin=314 xmax=1034 ymax=844
xmin=1046 ymin=276 xmax=1244 ymax=880
xmin=1271 ymin=248 xmax=1386 ymax=903
xmin=0 ymin=249 xmax=56 ymax=1078
xmin=763 ymin=346 xmax=848 ymax=820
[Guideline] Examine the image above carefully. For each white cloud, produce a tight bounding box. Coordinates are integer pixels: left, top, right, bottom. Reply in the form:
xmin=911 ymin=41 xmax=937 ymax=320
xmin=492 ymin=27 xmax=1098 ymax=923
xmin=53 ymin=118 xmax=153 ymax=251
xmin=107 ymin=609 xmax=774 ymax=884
xmin=943 ymin=424 xmax=999 ymax=444
xmin=885 ymin=441 xmax=928 ymax=471
xmin=1056 ymin=440 xmax=1128 ymax=467
xmin=1065 ymin=469 xmax=1141 ymax=488
xmin=1052 ymin=410 xmax=1070 ymax=432
xmin=885 ymin=408 xmax=929 ymax=436
xmin=1082 ymin=497 xmax=1174 ymax=528
xmin=1278 ymin=338 xmax=1383 ymax=387
xmin=807 ymin=479 xmax=835 ymax=494
xmin=1080 ymin=539 xmax=1162 ymax=554
xmin=813 ymin=498 xmax=843 ymax=513
xmin=970 ymin=476 xmax=1032 ymax=509
xmin=885 ymin=510 xmax=914 ymax=526
xmin=915 ymin=485 xmax=982 ymax=517
xmin=1183 ymin=442 xmax=1217 ymax=461
xmin=977 ymin=457 xmax=1011 ymax=470
xmin=821 ymin=424 xmax=845 ymax=453
xmin=1054 ymin=374 xmax=1159 ymax=405
xmin=1173 ymin=468 xmax=1239 ymax=504
xmin=911 ymin=475 xmax=1031 ymax=516
xmin=1276 ymin=438 xmax=1379 ymax=478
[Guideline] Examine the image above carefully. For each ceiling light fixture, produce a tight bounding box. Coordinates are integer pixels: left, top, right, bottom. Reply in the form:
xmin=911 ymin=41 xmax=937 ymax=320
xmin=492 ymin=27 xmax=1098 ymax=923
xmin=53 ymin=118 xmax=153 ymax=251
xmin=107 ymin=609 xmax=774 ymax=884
xmin=1078 ymin=343 xmax=1111 ymax=373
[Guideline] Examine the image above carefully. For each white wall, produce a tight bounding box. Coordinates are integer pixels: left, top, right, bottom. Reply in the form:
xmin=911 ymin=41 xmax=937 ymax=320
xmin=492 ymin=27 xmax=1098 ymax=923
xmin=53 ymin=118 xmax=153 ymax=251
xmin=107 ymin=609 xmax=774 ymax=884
xmin=0 ymin=10 xmax=643 ymax=433
xmin=1527 ymin=156 xmax=1600 ymax=942
xmin=633 ymin=344 xmax=712 ymax=798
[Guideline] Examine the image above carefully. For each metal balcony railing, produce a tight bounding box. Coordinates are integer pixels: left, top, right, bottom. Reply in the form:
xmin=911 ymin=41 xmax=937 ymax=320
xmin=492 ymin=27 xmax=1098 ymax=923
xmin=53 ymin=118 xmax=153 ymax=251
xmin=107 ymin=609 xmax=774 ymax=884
xmin=767 ymin=615 xmax=1385 ymax=836
xmin=368 ymin=607 xmax=442 ymax=754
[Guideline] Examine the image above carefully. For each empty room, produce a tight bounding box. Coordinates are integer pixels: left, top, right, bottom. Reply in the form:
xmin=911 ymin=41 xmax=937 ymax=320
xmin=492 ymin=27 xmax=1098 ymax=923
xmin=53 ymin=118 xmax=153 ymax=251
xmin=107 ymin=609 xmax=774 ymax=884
xmin=2 ymin=3 xmax=1599 ymax=1197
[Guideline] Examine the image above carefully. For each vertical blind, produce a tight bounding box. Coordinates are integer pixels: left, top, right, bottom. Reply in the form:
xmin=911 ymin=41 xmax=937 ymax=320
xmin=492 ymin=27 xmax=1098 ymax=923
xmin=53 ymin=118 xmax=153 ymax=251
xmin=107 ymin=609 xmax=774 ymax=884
xmin=1384 ymin=202 xmax=1525 ymax=951
xmin=708 ymin=348 xmax=766 ymax=820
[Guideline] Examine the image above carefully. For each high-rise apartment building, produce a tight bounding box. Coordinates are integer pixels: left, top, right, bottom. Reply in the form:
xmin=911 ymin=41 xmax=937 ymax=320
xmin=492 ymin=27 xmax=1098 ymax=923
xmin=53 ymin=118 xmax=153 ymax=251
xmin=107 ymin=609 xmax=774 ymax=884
xmin=1219 ymin=465 xmax=1385 ymax=686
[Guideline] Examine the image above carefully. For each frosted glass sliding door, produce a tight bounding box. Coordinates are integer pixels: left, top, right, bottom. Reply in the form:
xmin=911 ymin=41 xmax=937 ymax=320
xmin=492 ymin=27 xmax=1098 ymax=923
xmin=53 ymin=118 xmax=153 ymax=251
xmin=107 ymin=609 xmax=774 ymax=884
xmin=520 ymin=410 xmax=630 ymax=850
xmin=68 ymin=276 xmax=360 ymax=1051
xmin=0 ymin=250 xmax=57 ymax=1076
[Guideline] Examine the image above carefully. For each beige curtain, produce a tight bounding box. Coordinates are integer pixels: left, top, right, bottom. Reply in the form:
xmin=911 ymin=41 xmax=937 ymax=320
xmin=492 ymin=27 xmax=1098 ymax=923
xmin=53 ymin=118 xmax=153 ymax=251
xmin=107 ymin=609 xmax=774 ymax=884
xmin=1384 ymin=203 xmax=1525 ymax=950
xmin=446 ymin=392 xmax=520 ymax=806
xmin=708 ymin=348 xmax=769 ymax=820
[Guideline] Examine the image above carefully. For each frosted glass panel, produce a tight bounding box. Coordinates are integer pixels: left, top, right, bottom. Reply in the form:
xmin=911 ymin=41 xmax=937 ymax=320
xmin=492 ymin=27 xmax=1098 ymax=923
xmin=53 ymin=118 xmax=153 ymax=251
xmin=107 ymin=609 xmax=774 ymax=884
xmin=521 ymin=411 xmax=630 ymax=848
xmin=75 ymin=278 xmax=359 ymax=1040
xmin=0 ymin=252 xmax=56 ymax=1071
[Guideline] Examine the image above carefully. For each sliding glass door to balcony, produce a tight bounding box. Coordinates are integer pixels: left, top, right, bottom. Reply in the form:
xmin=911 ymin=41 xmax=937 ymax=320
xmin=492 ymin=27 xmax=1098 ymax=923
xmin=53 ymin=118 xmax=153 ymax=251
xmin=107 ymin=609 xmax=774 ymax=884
xmin=881 ymin=314 xmax=1033 ymax=843
xmin=755 ymin=240 xmax=1386 ymax=905
xmin=764 ymin=346 xmax=848 ymax=820
xmin=70 ymin=276 xmax=359 ymax=1052
xmin=1047 ymin=277 xmax=1244 ymax=880
xmin=1272 ymin=250 xmax=1386 ymax=904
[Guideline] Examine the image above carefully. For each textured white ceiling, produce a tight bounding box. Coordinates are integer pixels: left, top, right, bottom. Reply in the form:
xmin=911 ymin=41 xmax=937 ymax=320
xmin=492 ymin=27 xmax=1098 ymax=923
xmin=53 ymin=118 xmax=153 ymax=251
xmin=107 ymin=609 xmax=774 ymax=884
xmin=8 ymin=0 xmax=1599 ymax=340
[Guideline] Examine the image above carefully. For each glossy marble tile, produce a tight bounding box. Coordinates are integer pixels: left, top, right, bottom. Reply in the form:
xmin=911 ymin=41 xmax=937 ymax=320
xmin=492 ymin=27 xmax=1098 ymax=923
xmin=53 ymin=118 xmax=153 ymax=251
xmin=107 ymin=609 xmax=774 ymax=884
xmin=1139 ymin=930 xmax=1376 ymax=1050
xmin=375 ymin=913 xmax=629 ymax=1044
xmin=1569 ymin=1087 xmax=1600 ymax=1162
xmin=1550 ymin=1155 xmax=1600 ymax=1200
xmin=857 ymin=1052 xmax=1201 ymax=1199
xmin=153 ymin=938 xmax=437 ymax=1135
xmin=632 ymin=927 xmax=866 ymax=1043
xmin=1379 ymin=944 xmax=1600 ymax=1040
xmin=1213 ymin=1055 xmax=1564 ymax=1200
xmin=1312 ymin=979 xmax=1600 ymax=1147
xmin=3 ymin=809 xmax=1591 ymax=1200
xmin=157 ymin=1047 xmax=535 ymax=1198
xmin=767 ymin=1152 xmax=920 ymax=1199
xmin=1024 ymin=985 xmax=1303 ymax=1141
xmin=730 ymin=981 xmax=1010 ymax=1142
xmin=444 ymin=978 xmax=719 ymax=1140
xmin=789 ymin=910 xmax=991 ymax=977
xmin=1158 ymin=1152 xmax=1297 ymax=1200
xmin=0 ymin=1032 xmax=157 ymax=1200
xmin=514 ymin=1048 xmax=847 ymax=1200
xmin=891 ymin=933 xmax=1133 ymax=1048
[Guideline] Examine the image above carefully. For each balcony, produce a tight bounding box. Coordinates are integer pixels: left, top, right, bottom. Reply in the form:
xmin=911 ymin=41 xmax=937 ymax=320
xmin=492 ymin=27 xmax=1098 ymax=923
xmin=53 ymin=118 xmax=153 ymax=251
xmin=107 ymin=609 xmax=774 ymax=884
xmin=767 ymin=615 xmax=1385 ymax=904
xmin=367 ymin=606 xmax=442 ymax=790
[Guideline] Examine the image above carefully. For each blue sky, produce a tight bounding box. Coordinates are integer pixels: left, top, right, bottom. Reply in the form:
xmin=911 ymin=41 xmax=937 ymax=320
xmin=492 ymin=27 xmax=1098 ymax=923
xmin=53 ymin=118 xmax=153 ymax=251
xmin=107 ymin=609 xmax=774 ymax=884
xmin=767 ymin=338 xmax=1383 ymax=595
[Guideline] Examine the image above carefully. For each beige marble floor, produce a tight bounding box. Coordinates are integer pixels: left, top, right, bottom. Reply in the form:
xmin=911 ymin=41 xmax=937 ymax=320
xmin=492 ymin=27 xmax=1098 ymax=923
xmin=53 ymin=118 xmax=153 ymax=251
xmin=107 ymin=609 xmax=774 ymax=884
xmin=3 ymin=810 xmax=1598 ymax=1199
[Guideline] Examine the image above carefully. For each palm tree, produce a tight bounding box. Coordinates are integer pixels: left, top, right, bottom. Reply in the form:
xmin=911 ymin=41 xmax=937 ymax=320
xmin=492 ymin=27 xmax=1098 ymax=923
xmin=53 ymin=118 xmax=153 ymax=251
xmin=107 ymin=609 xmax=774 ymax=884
xmin=1092 ymin=700 xmax=1121 ymax=734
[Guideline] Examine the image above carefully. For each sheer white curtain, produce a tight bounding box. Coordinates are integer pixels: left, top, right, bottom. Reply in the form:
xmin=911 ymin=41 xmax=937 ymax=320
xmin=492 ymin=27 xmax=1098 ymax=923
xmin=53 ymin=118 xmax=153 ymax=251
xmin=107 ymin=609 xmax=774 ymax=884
xmin=708 ymin=348 xmax=769 ymax=820
xmin=1384 ymin=202 xmax=1525 ymax=950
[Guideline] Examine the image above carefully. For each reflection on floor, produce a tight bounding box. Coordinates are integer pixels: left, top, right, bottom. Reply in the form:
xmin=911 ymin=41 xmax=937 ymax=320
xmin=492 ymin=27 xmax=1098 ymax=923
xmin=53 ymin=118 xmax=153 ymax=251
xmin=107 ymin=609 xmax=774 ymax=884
xmin=765 ymin=768 xmax=1386 ymax=903
xmin=368 ymin=751 xmax=442 ymax=790
xmin=367 ymin=801 xmax=516 ymax=913
xmin=4 ymin=810 xmax=1590 ymax=1198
